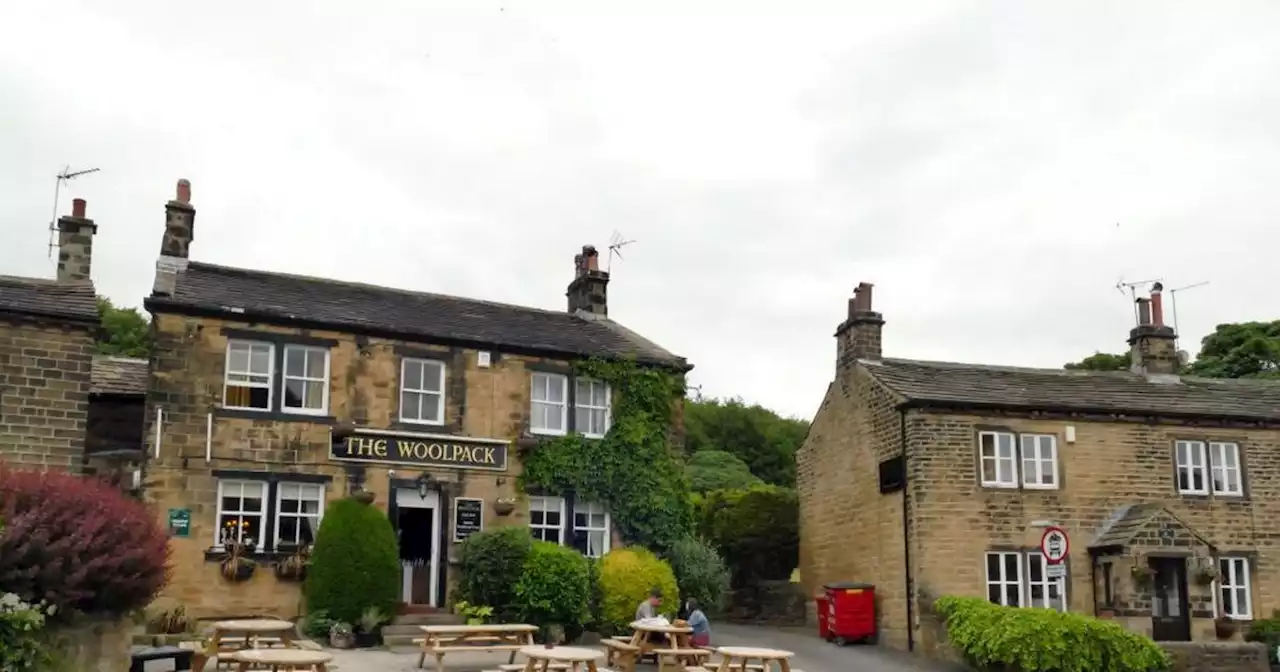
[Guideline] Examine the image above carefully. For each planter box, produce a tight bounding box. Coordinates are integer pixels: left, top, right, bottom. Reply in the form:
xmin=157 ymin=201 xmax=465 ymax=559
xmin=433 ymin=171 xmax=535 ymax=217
xmin=354 ymin=630 xmax=383 ymax=648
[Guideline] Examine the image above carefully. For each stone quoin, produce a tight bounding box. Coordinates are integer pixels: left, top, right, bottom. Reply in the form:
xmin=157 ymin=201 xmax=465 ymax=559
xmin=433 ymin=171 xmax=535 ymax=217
xmin=798 ymin=281 xmax=1280 ymax=660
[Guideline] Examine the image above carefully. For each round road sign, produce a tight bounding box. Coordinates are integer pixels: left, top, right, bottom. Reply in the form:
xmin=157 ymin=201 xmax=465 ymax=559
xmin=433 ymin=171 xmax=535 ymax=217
xmin=1040 ymin=526 xmax=1069 ymax=564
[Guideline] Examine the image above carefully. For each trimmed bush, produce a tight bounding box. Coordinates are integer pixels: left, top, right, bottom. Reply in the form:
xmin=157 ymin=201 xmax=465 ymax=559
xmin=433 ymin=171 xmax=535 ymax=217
xmin=935 ymin=596 xmax=1170 ymax=672
xmin=514 ymin=541 xmax=591 ymax=634
xmin=598 ymin=547 xmax=679 ymax=630
xmin=697 ymin=484 xmax=797 ymax=586
xmin=664 ymin=536 xmax=730 ymax=614
xmin=457 ymin=526 xmax=534 ymax=622
xmin=1245 ymin=614 xmax=1280 ymax=663
xmin=304 ymin=496 xmax=400 ymax=624
xmin=0 ymin=467 xmax=170 ymax=618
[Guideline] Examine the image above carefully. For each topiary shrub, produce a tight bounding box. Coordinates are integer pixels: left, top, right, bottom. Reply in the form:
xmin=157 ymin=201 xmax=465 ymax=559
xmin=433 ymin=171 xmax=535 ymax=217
xmin=697 ymin=484 xmax=797 ymax=586
xmin=457 ymin=526 xmax=534 ymax=623
xmin=0 ymin=467 xmax=170 ymax=618
xmin=664 ymin=536 xmax=730 ymax=615
xmin=304 ymin=496 xmax=400 ymax=624
xmin=935 ymin=596 xmax=1171 ymax=671
xmin=514 ymin=541 xmax=591 ymax=637
xmin=598 ymin=547 xmax=679 ymax=631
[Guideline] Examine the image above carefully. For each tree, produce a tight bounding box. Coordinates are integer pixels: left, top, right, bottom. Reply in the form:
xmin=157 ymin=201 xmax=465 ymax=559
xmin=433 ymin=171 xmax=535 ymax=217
xmin=1063 ymin=351 xmax=1130 ymax=371
xmin=685 ymin=450 xmax=763 ymax=493
xmin=1185 ymin=321 xmax=1280 ymax=379
xmin=97 ymin=297 xmax=151 ymax=358
xmin=304 ymin=496 xmax=401 ymax=623
xmin=684 ymin=398 xmax=808 ymax=487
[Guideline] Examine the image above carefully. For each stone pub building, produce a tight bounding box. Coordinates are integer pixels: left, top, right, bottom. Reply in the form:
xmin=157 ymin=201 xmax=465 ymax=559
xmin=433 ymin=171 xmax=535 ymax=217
xmin=142 ymin=181 xmax=688 ymax=617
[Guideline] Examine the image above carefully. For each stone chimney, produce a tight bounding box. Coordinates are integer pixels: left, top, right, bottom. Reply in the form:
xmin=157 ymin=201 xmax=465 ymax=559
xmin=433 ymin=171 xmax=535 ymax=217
xmin=160 ymin=178 xmax=195 ymax=258
xmin=1129 ymin=282 xmax=1179 ymax=376
xmin=566 ymin=245 xmax=609 ymax=317
xmin=835 ymin=282 xmax=884 ymax=370
xmin=57 ymin=198 xmax=97 ymax=282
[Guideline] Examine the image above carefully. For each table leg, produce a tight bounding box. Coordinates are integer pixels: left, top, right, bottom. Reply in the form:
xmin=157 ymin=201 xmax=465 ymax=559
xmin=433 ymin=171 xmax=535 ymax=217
xmin=540 ymin=660 xmax=550 ymax=672
xmin=586 ymin=662 xmax=599 ymax=672
xmin=777 ymin=659 xmax=791 ymax=672
xmin=235 ymin=663 xmax=248 ymax=672
xmin=417 ymin=635 xmax=429 ymax=668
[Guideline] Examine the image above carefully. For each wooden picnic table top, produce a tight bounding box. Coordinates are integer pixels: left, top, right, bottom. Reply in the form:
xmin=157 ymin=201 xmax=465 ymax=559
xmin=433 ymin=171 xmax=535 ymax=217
xmin=229 ymin=649 xmax=332 ymax=664
xmin=629 ymin=621 xmax=693 ymax=634
xmin=421 ymin=623 xmax=540 ymax=633
xmin=212 ymin=619 xmax=295 ymax=633
xmin=715 ymin=646 xmax=795 ymax=660
xmin=520 ymin=646 xmax=605 ymax=662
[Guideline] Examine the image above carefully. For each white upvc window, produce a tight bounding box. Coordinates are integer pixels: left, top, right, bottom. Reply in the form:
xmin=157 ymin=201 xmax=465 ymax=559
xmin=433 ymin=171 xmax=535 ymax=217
xmin=1025 ymin=553 xmax=1067 ymax=611
xmin=400 ymin=358 xmax=446 ymax=425
xmin=223 ymin=341 xmax=274 ymax=411
xmin=985 ymin=551 xmax=1023 ymax=606
xmin=1175 ymin=440 xmax=1209 ymax=495
xmin=531 ymin=373 xmax=568 ymax=436
xmin=275 ymin=482 xmax=325 ymax=548
xmin=528 ymin=496 xmax=565 ymax=544
xmin=216 ymin=480 xmax=269 ymax=548
xmin=1209 ymin=442 xmax=1243 ymax=496
xmin=281 ymin=345 xmax=330 ymax=414
xmin=572 ymin=500 xmax=611 ymax=558
xmin=979 ymin=432 xmax=1018 ymax=488
xmin=574 ymin=379 xmax=612 ymax=438
xmin=1020 ymin=435 xmax=1059 ymax=489
xmin=1218 ymin=557 xmax=1253 ymax=620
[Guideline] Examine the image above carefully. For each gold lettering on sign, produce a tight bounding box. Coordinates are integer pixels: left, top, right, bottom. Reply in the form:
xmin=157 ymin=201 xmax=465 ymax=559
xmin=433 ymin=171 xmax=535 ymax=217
xmin=338 ymin=434 xmax=504 ymax=468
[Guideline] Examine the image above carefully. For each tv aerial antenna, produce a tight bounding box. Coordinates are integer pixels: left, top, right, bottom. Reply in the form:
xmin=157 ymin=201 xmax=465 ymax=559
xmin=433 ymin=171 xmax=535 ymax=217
xmin=1115 ymin=277 xmax=1163 ymax=325
xmin=1169 ymin=281 xmax=1210 ymax=351
xmin=606 ymin=230 xmax=636 ymax=273
xmin=47 ymin=166 xmax=101 ymax=259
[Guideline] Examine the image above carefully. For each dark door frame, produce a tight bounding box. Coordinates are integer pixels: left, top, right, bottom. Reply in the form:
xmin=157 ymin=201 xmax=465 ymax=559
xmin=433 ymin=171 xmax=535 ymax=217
xmin=1149 ymin=556 xmax=1191 ymax=642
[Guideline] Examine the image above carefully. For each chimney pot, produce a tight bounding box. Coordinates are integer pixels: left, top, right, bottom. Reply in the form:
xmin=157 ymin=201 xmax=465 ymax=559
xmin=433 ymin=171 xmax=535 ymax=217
xmin=1136 ymin=298 xmax=1152 ymax=326
xmin=71 ymin=198 xmax=87 ymax=218
xmin=176 ymin=179 xmax=191 ymax=204
xmin=836 ymin=281 xmax=885 ymax=369
xmin=1150 ymin=284 xmax=1165 ymax=327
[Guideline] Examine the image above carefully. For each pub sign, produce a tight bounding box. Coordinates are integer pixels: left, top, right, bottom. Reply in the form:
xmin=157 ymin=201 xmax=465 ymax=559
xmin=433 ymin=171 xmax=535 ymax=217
xmin=330 ymin=429 xmax=508 ymax=472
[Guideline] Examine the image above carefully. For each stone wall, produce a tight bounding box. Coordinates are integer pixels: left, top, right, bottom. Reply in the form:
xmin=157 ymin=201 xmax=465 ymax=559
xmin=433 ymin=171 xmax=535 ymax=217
xmin=49 ymin=617 xmax=133 ymax=672
xmin=0 ymin=316 xmax=95 ymax=472
xmin=723 ymin=580 xmax=807 ymax=626
xmin=1161 ymin=641 xmax=1268 ymax=672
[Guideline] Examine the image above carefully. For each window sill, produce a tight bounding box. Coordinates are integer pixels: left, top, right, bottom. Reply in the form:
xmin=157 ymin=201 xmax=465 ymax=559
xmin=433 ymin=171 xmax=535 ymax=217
xmin=214 ymin=408 xmax=338 ymax=424
xmin=389 ymin=420 xmax=460 ymax=434
xmin=202 ymin=547 xmax=304 ymax=563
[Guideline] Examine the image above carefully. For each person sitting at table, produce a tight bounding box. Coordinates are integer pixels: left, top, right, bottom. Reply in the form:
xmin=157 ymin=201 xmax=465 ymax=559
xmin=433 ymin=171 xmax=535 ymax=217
xmin=685 ymin=598 xmax=711 ymax=647
xmin=635 ymin=587 xmax=664 ymax=620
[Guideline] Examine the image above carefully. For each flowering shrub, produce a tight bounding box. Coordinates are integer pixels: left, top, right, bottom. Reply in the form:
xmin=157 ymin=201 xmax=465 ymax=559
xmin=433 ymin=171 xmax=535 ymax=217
xmin=1 ymin=589 xmax=55 ymax=669
xmin=0 ymin=467 xmax=170 ymax=617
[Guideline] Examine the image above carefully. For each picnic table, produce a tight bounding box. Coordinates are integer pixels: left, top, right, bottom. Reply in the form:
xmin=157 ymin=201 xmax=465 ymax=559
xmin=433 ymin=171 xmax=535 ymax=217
xmin=416 ymin=623 xmax=539 ymax=669
xmin=626 ymin=620 xmax=693 ymax=656
xmin=713 ymin=646 xmax=795 ymax=672
xmin=519 ymin=645 xmax=606 ymax=672
xmin=198 ymin=618 xmax=299 ymax=670
xmin=228 ymin=648 xmax=333 ymax=671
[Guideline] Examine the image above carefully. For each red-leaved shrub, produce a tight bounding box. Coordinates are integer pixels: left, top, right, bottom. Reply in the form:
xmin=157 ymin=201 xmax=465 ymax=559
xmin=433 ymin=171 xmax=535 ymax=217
xmin=0 ymin=466 xmax=171 ymax=618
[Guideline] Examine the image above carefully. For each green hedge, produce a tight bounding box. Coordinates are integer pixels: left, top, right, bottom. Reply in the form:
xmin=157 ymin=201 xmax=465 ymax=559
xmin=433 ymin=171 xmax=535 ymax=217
xmin=1245 ymin=613 xmax=1280 ymax=663
xmin=598 ymin=547 xmax=679 ymax=631
xmin=304 ymin=497 xmax=401 ymax=624
xmin=514 ymin=542 xmax=592 ymax=636
xmin=664 ymin=535 xmax=730 ymax=614
xmin=696 ymin=484 xmax=798 ymax=586
xmin=456 ymin=526 xmax=534 ymax=622
xmin=935 ymin=596 xmax=1170 ymax=672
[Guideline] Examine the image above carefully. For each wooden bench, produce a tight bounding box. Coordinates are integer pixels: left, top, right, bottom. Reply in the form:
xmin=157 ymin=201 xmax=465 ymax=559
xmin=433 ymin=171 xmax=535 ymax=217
xmin=498 ymin=664 xmax=571 ymax=671
xmin=602 ymin=637 xmax=641 ymax=672
xmin=655 ymin=648 xmax=711 ymax=672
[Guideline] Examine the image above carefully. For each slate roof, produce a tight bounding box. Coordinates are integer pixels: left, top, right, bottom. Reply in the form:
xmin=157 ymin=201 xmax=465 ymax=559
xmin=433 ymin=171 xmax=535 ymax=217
xmin=91 ymin=356 xmax=148 ymax=396
xmin=0 ymin=275 xmax=98 ymax=323
xmin=1091 ymin=503 xmax=1213 ymax=549
xmin=861 ymin=357 xmax=1280 ymax=422
xmin=146 ymin=261 xmax=687 ymax=367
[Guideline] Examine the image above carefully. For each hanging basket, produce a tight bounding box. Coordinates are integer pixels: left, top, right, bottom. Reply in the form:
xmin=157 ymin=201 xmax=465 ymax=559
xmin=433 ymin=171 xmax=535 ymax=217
xmin=494 ymin=498 xmax=517 ymax=516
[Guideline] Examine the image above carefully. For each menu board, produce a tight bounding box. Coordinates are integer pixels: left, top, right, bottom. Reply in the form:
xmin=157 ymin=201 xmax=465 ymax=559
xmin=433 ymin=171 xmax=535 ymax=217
xmin=453 ymin=497 xmax=484 ymax=542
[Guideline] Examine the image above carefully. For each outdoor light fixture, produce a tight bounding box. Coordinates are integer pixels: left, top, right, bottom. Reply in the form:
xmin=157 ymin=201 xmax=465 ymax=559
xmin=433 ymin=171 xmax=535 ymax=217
xmin=415 ymin=473 xmax=433 ymax=500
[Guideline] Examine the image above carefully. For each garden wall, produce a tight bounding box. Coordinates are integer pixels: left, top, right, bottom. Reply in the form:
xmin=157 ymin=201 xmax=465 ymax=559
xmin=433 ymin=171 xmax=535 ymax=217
xmin=1160 ymin=641 xmax=1267 ymax=672
xmin=724 ymin=580 xmax=806 ymax=626
xmin=51 ymin=617 xmax=133 ymax=672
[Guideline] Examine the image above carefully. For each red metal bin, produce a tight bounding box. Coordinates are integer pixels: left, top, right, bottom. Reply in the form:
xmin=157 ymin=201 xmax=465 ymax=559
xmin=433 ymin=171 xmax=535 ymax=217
xmin=815 ymin=595 xmax=830 ymax=639
xmin=824 ymin=582 xmax=876 ymax=645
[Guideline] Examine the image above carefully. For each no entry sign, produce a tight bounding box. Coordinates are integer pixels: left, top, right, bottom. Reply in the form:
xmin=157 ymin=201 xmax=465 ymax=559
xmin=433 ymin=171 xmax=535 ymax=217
xmin=1040 ymin=526 xmax=1069 ymax=565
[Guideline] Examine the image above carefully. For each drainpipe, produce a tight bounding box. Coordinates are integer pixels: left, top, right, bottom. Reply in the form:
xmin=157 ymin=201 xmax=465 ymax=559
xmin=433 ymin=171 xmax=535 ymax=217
xmin=899 ymin=408 xmax=914 ymax=653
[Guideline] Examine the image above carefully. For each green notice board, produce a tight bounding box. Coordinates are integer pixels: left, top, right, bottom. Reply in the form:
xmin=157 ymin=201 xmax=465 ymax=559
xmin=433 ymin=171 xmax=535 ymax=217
xmin=168 ymin=508 xmax=191 ymax=537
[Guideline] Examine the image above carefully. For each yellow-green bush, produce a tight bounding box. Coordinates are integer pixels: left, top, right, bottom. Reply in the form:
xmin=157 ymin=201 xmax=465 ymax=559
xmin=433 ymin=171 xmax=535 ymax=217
xmin=598 ymin=547 xmax=679 ymax=630
xmin=935 ymin=596 xmax=1170 ymax=672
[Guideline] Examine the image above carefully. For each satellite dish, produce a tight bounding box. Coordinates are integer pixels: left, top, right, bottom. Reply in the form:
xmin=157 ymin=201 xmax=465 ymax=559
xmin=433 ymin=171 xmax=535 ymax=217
xmin=1177 ymin=350 xmax=1190 ymax=366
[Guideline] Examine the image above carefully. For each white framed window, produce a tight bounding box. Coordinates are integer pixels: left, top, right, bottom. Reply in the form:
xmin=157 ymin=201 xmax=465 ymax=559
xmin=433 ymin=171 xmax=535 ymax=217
xmin=1218 ymin=557 xmax=1253 ymax=620
xmin=281 ymin=345 xmax=330 ymax=414
xmin=572 ymin=501 xmax=611 ymax=558
xmin=528 ymin=496 xmax=565 ymax=544
xmin=1020 ymin=435 xmax=1059 ymax=489
xmin=1025 ymin=553 xmax=1067 ymax=611
xmin=275 ymin=482 xmax=325 ymax=548
xmin=574 ymin=379 xmax=612 ymax=438
xmin=216 ymin=480 xmax=269 ymax=548
xmin=985 ymin=552 xmax=1023 ymax=606
xmin=223 ymin=341 xmax=274 ymax=411
xmin=531 ymin=373 xmax=568 ymax=436
xmin=400 ymin=358 xmax=446 ymax=425
xmin=1209 ymin=442 xmax=1243 ymax=496
xmin=1175 ymin=440 xmax=1209 ymax=495
xmin=979 ymin=432 xmax=1018 ymax=488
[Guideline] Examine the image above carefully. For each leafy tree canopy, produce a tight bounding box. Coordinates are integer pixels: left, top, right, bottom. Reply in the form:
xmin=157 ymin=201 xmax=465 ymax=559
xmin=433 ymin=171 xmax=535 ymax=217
xmin=97 ymin=297 xmax=151 ymax=358
xmin=1064 ymin=320 xmax=1280 ymax=379
xmin=1063 ymin=351 xmax=1131 ymax=372
xmin=684 ymin=398 xmax=808 ymax=487
xmin=685 ymin=450 xmax=763 ymax=493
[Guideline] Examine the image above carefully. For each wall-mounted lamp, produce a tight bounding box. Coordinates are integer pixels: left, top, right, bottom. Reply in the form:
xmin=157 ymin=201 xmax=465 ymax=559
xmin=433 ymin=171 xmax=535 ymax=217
xmin=415 ymin=473 xmax=433 ymax=500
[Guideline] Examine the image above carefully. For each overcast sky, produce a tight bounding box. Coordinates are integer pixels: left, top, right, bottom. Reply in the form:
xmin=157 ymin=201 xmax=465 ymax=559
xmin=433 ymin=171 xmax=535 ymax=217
xmin=3 ymin=1 xmax=1279 ymax=420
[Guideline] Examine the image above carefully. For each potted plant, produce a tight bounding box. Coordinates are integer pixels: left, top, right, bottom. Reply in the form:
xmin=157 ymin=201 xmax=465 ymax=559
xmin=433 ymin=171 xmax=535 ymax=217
xmin=494 ymin=497 xmax=517 ymax=516
xmin=274 ymin=544 xmax=311 ymax=582
xmin=1216 ymin=616 xmax=1239 ymax=640
xmin=355 ymin=607 xmax=387 ymax=648
xmin=1196 ymin=565 xmax=1220 ymax=586
xmin=329 ymin=621 xmax=355 ymax=649
xmin=219 ymin=541 xmax=257 ymax=582
xmin=352 ymin=490 xmax=376 ymax=505
xmin=453 ymin=601 xmax=494 ymax=626
xmin=1131 ymin=563 xmax=1154 ymax=587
